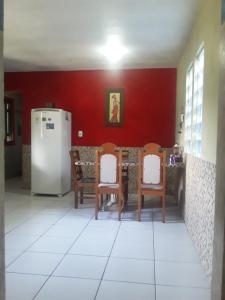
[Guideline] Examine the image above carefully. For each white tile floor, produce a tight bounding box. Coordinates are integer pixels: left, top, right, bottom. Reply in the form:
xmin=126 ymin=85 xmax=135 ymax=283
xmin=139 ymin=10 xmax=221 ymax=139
xmin=5 ymin=178 xmax=211 ymax=300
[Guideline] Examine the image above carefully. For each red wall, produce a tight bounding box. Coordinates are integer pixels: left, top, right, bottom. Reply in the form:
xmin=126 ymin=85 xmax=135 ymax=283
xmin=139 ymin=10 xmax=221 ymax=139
xmin=5 ymin=69 xmax=177 ymax=147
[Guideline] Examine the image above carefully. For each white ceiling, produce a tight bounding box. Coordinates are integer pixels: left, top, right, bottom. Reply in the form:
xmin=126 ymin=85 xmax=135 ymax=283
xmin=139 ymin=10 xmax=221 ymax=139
xmin=4 ymin=0 xmax=202 ymax=72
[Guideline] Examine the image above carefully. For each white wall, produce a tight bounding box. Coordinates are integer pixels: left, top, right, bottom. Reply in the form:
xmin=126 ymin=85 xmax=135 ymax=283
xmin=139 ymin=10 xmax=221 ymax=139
xmin=175 ymin=0 xmax=221 ymax=279
xmin=0 ymin=22 xmax=5 ymax=300
xmin=176 ymin=0 xmax=220 ymax=164
xmin=211 ymin=21 xmax=225 ymax=300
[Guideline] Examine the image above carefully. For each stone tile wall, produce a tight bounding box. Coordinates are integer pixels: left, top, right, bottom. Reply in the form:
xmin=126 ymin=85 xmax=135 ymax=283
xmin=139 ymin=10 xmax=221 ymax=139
xmin=185 ymin=154 xmax=216 ymax=278
xmin=211 ymin=22 xmax=225 ymax=300
xmin=23 ymin=144 xmax=177 ymax=196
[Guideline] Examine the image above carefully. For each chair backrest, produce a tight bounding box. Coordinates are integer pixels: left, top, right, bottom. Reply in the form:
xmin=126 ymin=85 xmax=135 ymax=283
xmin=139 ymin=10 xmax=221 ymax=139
xmin=138 ymin=143 xmax=166 ymax=188
xmin=96 ymin=143 xmax=122 ymax=184
xmin=122 ymin=150 xmax=129 ymax=178
xmin=122 ymin=150 xmax=129 ymax=159
xmin=69 ymin=150 xmax=83 ymax=182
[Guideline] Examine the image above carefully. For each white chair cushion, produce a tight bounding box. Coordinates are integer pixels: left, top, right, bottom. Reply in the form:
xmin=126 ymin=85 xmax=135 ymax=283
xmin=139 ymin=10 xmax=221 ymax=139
xmin=143 ymin=154 xmax=160 ymax=184
xmin=100 ymin=154 xmax=117 ymax=183
xmin=98 ymin=183 xmax=119 ymax=188
xmin=141 ymin=184 xmax=162 ymax=190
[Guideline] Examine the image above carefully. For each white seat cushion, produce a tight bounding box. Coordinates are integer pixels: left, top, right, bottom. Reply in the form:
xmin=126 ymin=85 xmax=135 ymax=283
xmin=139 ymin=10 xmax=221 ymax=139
xmin=98 ymin=183 xmax=119 ymax=188
xmin=143 ymin=154 xmax=160 ymax=184
xmin=141 ymin=184 xmax=162 ymax=190
xmin=100 ymin=154 xmax=117 ymax=183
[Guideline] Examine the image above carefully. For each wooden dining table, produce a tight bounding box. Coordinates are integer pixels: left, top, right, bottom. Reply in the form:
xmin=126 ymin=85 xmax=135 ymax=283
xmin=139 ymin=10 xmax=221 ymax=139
xmin=74 ymin=160 xmax=185 ymax=207
xmin=74 ymin=160 xmax=184 ymax=168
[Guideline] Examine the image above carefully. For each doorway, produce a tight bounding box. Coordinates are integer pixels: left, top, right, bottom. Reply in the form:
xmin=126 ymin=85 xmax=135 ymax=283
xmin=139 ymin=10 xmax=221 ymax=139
xmin=4 ymin=91 xmax=22 ymax=181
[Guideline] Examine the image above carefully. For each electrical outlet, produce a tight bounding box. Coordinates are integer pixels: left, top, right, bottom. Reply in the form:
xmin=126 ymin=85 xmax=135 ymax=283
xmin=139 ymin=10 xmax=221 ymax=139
xmin=78 ymin=130 xmax=83 ymax=138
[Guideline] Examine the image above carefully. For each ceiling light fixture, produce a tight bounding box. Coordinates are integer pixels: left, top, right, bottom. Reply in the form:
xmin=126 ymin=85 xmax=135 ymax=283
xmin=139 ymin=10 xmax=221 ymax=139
xmin=100 ymin=35 xmax=128 ymax=64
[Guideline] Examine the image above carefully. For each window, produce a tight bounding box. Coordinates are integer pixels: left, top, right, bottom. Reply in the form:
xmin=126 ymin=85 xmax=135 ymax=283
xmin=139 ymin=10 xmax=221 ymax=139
xmin=4 ymin=97 xmax=15 ymax=145
xmin=184 ymin=46 xmax=204 ymax=156
xmin=192 ymin=47 xmax=204 ymax=155
xmin=185 ymin=64 xmax=194 ymax=153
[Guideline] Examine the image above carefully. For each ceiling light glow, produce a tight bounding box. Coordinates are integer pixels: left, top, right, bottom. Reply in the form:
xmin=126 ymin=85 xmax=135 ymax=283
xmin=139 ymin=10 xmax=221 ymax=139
xmin=100 ymin=35 xmax=128 ymax=63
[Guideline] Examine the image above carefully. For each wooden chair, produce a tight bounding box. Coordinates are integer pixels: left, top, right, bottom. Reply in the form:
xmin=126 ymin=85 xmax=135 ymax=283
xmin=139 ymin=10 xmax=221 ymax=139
xmin=102 ymin=149 xmax=129 ymax=207
xmin=70 ymin=150 xmax=95 ymax=208
xmin=95 ymin=143 xmax=127 ymax=221
xmin=122 ymin=150 xmax=129 ymax=206
xmin=137 ymin=143 xmax=166 ymax=222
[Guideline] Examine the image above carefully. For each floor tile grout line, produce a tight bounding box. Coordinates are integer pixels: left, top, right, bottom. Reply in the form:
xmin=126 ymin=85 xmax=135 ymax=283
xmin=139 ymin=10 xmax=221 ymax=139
xmin=7 ymin=249 xmax=202 ymax=265
xmin=24 ymin=251 xmax=110 ymax=258
xmin=31 ymin=216 xmax=95 ymax=300
xmin=93 ymin=220 xmax=122 ymax=300
xmin=95 ymin=277 xmax=156 ymax=286
xmin=154 ymin=283 xmax=211 ymax=290
xmin=5 ymin=190 xmax=199 ymax=296
xmin=6 ymin=271 xmax=211 ymax=290
xmin=5 ymin=200 xmax=85 ymax=297
xmin=5 ymin=211 xmax=49 ymax=235
xmin=5 ymin=198 xmax=74 ymax=235
xmin=5 ymin=206 xmax=121 ymax=272
xmin=154 ymin=259 xmax=202 ymax=265
xmin=97 ymin=278 xmax=210 ymax=290
xmin=105 ymin=255 xmax=155 ymax=261
xmin=5 ymin=192 xmax=91 ymax=220
xmin=5 ymin=196 xmax=51 ymax=214
xmin=5 ymin=206 xmax=73 ymax=235
xmin=5 ymin=207 xmax=87 ymax=269
xmin=6 ymin=211 xmax=208 ymax=296
xmin=6 ymin=217 xmax=74 ymax=268
xmin=20 ymin=251 xmax=153 ymax=262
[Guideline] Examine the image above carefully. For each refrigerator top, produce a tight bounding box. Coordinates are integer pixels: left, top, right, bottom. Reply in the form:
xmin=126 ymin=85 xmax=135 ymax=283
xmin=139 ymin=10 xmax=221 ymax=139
xmin=32 ymin=108 xmax=70 ymax=113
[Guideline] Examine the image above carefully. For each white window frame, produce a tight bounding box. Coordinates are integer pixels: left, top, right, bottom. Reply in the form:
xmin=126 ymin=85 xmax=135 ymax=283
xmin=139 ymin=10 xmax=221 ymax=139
xmin=184 ymin=44 xmax=205 ymax=157
xmin=192 ymin=46 xmax=204 ymax=156
xmin=184 ymin=64 xmax=194 ymax=153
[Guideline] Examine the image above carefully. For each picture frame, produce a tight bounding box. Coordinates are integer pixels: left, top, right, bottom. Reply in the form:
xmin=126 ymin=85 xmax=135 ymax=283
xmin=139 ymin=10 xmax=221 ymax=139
xmin=105 ymin=88 xmax=124 ymax=127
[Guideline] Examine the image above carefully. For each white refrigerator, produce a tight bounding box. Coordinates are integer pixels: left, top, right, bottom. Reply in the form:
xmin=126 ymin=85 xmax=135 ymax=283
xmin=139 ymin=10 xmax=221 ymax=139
xmin=31 ymin=108 xmax=71 ymax=196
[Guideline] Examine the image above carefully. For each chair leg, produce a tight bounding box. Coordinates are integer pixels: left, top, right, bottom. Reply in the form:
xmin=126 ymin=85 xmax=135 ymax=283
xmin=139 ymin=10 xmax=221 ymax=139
xmin=95 ymin=192 xmax=100 ymax=220
xmin=160 ymin=196 xmax=163 ymax=207
xmin=118 ymin=192 xmax=123 ymax=221
xmin=80 ymin=188 xmax=84 ymax=204
xmin=141 ymin=195 xmax=144 ymax=208
xmin=74 ymin=187 xmax=79 ymax=209
xmin=100 ymin=194 xmax=104 ymax=208
xmin=137 ymin=192 xmax=142 ymax=221
xmin=124 ymin=182 xmax=128 ymax=207
xmin=162 ymin=195 xmax=166 ymax=223
xmin=122 ymin=191 xmax=126 ymax=214
xmin=123 ymin=189 xmax=127 ymax=210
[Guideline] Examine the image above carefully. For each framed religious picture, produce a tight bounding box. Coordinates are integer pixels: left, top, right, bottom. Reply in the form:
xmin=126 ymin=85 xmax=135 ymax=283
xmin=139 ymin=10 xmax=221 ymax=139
xmin=105 ymin=88 xmax=124 ymax=127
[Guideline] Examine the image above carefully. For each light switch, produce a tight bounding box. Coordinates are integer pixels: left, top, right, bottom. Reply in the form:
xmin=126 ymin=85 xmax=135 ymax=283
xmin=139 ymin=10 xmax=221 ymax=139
xmin=78 ymin=130 xmax=83 ymax=138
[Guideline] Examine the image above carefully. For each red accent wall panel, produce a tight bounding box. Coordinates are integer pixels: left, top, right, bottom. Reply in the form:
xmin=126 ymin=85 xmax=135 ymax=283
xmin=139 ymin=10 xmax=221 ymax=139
xmin=5 ymin=69 xmax=177 ymax=147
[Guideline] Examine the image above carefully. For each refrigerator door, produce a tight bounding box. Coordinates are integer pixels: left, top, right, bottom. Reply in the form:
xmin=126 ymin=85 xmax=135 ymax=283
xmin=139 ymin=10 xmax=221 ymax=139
xmin=31 ymin=110 xmax=63 ymax=195
xmin=60 ymin=111 xmax=71 ymax=194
